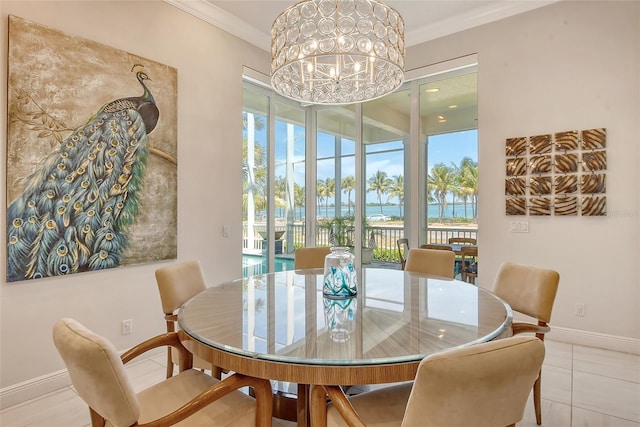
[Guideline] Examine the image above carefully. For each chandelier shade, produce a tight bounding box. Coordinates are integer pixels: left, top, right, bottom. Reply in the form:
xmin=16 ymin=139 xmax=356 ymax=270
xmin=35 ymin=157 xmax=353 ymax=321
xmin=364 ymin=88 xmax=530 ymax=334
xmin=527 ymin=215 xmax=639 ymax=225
xmin=270 ymin=0 xmax=405 ymax=105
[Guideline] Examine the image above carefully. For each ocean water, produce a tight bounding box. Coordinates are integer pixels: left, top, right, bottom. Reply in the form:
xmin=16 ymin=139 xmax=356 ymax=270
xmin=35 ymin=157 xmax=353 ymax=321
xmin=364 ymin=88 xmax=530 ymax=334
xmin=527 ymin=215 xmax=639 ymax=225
xmin=272 ymin=203 xmax=476 ymax=220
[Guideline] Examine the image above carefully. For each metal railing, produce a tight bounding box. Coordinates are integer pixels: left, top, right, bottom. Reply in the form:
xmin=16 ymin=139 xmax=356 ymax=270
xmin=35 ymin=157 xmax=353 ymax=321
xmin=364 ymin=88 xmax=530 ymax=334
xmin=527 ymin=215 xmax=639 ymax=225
xmin=243 ymin=223 xmax=477 ymax=256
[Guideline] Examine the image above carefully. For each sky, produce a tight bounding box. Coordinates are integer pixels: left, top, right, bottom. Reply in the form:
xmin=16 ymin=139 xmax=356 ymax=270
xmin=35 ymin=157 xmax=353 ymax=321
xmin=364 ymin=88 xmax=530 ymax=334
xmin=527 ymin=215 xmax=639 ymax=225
xmin=253 ymin=119 xmax=478 ymax=204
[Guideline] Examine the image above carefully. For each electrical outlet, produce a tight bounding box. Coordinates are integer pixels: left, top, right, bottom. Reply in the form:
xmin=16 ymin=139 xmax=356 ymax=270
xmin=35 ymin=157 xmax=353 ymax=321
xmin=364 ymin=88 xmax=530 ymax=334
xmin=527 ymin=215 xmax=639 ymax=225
xmin=575 ymin=303 xmax=585 ymax=317
xmin=121 ymin=319 xmax=133 ymax=335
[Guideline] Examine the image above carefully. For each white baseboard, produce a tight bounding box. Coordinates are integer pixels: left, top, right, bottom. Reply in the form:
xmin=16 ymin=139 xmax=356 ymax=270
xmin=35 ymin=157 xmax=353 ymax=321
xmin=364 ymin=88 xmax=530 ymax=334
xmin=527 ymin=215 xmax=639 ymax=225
xmin=0 ymin=369 xmax=71 ymax=410
xmin=1 ymin=329 xmax=638 ymax=410
xmin=548 ymin=326 xmax=640 ymax=355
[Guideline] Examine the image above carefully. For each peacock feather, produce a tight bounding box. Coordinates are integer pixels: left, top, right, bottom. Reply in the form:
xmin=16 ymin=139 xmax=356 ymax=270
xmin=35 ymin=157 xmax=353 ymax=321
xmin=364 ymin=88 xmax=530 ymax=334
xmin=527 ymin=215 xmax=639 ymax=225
xmin=7 ymin=65 xmax=159 ymax=282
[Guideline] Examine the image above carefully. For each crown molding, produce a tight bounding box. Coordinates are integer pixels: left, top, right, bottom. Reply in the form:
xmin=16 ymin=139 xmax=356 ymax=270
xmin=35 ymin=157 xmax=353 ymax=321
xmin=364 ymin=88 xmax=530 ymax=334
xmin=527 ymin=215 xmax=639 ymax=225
xmin=165 ymin=0 xmax=557 ymax=52
xmin=164 ymin=0 xmax=271 ymax=51
xmin=405 ymin=1 xmax=558 ymax=46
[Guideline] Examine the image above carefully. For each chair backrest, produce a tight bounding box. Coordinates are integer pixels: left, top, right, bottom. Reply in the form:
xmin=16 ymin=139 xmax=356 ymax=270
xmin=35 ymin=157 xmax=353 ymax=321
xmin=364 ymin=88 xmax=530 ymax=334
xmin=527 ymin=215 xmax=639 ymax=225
xmin=492 ymin=262 xmax=559 ymax=323
xmin=448 ymin=237 xmax=477 ymax=245
xmin=397 ymin=238 xmax=409 ymax=269
xmin=155 ymin=260 xmax=207 ymax=315
xmin=419 ymin=244 xmax=452 ymax=251
xmin=294 ymin=247 xmax=332 ymax=269
xmin=402 ymin=336 xmax=545 ymax=427
xmin=460 ymin=245 xmax=478 ymax=263
xmin=404 ymin=248 xmax=455 ymax=278
xmin=53 ymin=318 xmax=140 ymax=427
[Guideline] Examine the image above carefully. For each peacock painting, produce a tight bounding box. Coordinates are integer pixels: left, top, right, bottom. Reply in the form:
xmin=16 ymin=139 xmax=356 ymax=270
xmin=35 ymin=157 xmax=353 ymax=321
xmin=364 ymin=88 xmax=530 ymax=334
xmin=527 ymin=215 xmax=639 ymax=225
xmin=6 ymin=16 xmax=178 ymax=282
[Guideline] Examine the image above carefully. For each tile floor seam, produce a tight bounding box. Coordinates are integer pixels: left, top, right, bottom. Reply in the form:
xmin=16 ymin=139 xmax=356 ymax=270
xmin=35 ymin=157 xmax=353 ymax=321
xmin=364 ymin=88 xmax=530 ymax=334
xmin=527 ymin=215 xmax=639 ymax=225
xmin=570 ymin=343 xmax=574 ymax=426
xmin=570 ymin=401 xmax=640 ymax=425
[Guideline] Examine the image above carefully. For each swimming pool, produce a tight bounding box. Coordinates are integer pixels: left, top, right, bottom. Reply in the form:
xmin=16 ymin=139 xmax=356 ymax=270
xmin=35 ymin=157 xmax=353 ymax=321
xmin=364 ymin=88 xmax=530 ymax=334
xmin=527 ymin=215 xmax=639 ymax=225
xmin=242 ymin=254 xmax=295 ymax=277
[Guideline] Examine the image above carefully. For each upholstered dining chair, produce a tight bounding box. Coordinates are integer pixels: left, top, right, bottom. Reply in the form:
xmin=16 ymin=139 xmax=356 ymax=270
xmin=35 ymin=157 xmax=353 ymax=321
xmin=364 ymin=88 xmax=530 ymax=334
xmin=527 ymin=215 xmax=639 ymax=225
xmin=396 ymin=238 xmax=409 ymax=270
xmin=155 ymin=260 xmax=218 ymax=378
xmin=404 ymin=248 xmax=455 ymax=278
xmin=310 ymin=336 xmax=545 ymax=427
xmin=294 ymin=246 xmax=332 ymax=269
xmin=492 ymin=262 xmax=560 ymax=425
xmin=52 ymin=318 xmax=278 ymax=427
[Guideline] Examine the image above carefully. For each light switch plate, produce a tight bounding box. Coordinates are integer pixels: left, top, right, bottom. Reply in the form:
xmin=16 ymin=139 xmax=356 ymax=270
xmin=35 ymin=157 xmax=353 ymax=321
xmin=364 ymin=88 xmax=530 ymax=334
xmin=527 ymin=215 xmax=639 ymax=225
xmin=509 ymin=221 xmax=529 ymax=233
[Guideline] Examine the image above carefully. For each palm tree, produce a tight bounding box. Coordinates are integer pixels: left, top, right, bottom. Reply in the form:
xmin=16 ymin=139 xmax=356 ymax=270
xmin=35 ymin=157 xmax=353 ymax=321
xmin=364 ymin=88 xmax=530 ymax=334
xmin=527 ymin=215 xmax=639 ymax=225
xmin=317 ymin=179 xmax=327 ymax=218
xmin=450 ymin=161 xmax=469 ymax=219
xmin=427 ymin=163 xmax=455 ymax=221
xmin=455 ymin=157 xmax=478 ymax=219
xmin=273 ymin=176 xmax=288 ymax=214
xmin=325 ymin=177 xmax=336 ymax=216
xmin=367 ymin=170 xmax=392 ymax=215
xmin=341 ymin=175 xmax=355 ymax=215
xmin=294 ymin=183 xmax=305 ymax=221
xmin=242 ymin=138 xmax=267 ymax=215
xmin=242 ymin=113 xmax=266 ymax=219
xmin=388 ymin=174 xmax=404 ymax=218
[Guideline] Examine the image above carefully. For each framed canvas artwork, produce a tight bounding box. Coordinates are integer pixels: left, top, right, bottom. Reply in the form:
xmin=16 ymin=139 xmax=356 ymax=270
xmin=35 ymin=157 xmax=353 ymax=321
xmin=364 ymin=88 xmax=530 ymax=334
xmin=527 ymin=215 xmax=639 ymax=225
xmin=6 ymin=16 xmax=178 ymax=282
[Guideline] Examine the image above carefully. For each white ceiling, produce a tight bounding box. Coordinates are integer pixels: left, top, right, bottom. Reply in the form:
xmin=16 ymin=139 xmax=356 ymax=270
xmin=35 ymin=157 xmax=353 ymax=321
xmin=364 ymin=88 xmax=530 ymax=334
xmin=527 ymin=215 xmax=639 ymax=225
xmin=167 ymin=0 xmax=556 ymax=52
xmin=165 ymin=0 xmax=555 ymax=136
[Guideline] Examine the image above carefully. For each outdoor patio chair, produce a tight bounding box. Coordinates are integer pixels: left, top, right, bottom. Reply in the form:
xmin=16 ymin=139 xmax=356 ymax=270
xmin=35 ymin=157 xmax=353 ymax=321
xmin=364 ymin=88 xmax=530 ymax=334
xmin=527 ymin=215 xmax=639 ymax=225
xmin=396 ymin=238 xmax=409 ymax=269
xmin=448 ymin=236 xmax=477 ymax=245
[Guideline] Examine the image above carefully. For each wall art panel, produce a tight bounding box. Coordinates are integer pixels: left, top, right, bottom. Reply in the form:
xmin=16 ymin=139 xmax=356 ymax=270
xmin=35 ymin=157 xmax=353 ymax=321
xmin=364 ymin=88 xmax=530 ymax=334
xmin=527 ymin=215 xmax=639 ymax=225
xmin=504 ymin=128 xmax=607 ymax=217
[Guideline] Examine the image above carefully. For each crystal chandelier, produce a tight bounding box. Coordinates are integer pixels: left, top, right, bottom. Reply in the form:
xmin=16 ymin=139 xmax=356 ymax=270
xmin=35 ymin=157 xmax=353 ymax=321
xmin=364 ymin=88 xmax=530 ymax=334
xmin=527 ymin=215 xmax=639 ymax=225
xmin=271 ymin=0 xmax=405 ymax=105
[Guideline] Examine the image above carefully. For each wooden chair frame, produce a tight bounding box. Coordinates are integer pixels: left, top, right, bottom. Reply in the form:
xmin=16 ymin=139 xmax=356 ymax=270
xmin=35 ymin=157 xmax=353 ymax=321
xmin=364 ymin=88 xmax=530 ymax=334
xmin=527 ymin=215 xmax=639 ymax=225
xmin=93 ymin=332 xmax=274 ymax=427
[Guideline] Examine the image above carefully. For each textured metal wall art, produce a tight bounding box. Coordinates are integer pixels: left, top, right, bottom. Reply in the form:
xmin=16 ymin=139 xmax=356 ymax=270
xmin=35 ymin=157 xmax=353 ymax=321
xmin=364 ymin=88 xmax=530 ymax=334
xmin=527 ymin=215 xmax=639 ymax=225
xmin=505 ymin=128 xmax=606 ymax=216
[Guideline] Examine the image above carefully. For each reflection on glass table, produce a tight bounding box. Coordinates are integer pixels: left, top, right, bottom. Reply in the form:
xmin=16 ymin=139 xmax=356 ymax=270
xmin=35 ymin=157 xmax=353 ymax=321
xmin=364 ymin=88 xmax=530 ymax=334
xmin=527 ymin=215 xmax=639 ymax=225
xmin=179 ymin=268 xmax=511 ymax=426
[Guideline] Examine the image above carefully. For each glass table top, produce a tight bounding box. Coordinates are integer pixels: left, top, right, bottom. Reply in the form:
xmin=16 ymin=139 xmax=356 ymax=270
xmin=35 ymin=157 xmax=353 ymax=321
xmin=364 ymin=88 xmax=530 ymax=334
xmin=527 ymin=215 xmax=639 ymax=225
xmin=178 ymin=268 xmax=512 ymax=367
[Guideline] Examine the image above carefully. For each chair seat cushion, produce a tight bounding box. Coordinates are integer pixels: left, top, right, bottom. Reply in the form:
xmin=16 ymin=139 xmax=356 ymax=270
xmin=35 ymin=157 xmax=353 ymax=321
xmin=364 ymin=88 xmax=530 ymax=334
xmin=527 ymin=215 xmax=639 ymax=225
xmin=327 ymin=383 xmax=412 ymax=427
xmin=113 ymin=369 xmax=258 ymax=427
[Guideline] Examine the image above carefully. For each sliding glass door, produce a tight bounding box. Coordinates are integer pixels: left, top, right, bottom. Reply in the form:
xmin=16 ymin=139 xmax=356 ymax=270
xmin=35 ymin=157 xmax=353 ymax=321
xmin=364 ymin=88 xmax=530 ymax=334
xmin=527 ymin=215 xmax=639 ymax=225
xmin=242 ymin=58 xmax=478 ymax=275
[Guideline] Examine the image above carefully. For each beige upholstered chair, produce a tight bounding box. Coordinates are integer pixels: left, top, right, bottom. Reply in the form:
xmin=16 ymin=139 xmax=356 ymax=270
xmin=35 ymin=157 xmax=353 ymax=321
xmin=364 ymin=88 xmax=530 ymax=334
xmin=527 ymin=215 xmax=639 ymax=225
xmin=396 ymin=238 xmax=409 ymax=270
xmin=492 ymin=262 xmax=560 ymax=425
xmin=155 ymin=260 xmax=216 ymax=378
xmin=404 ymin=248 xmax=455 ymax=278
xmin=294 ymin=246 xmax=332 ymax=269
xmin=52 ymin=318 xmax=276 ymax=427
xmin=310 ymin=336 xmax=545 ymax=427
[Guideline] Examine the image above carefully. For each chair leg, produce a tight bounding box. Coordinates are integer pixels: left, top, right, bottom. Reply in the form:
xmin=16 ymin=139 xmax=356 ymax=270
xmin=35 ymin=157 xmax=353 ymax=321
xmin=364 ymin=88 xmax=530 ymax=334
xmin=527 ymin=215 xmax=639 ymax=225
xmin=89 ymin=407 xmax=106 ymax=427
xmin=165 ymin=348 xmax=174 ymax=378
xmin=534 ymin=371 xmax=542 ymax=425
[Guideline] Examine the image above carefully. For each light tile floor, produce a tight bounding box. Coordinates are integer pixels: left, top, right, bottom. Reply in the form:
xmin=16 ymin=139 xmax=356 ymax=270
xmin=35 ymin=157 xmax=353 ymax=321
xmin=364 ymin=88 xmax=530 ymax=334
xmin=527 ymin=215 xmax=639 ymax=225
xmin=1 ymin=340 xmax=638 ymax=426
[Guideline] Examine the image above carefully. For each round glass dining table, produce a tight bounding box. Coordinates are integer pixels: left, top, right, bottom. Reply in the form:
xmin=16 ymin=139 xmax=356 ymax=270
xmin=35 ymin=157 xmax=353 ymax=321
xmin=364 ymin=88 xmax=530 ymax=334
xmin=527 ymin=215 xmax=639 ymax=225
xmin=178 ymin=267 xmax=512 ymax=426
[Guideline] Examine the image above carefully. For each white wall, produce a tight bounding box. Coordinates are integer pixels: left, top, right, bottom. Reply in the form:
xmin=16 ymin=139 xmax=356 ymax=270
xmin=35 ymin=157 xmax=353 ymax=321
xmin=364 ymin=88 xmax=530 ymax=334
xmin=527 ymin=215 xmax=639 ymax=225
xmin=0 ymin=0 xmax=268 ymax=395
xmin=0 ymin=0 xmax=638 ymax=406
xmin=407 ymin=1 xmax=639 ymax=342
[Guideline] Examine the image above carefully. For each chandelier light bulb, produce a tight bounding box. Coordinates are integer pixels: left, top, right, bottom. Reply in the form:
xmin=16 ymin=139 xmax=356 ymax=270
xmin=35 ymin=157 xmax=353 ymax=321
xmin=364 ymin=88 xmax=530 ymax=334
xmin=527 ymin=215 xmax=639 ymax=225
xmin=271 ymin=0 xmax=405 ymax=105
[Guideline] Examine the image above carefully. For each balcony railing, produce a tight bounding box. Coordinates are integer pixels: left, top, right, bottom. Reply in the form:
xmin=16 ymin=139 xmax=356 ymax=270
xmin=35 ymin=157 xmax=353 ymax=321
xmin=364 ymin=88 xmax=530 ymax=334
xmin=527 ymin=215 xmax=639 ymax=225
xmin=243 ymin=223 xmax=477 ymax=263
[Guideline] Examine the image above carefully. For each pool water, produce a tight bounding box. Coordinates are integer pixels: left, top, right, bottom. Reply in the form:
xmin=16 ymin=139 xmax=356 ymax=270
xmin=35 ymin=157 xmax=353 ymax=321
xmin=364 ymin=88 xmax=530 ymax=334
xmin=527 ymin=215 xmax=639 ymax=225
xmin=242 ymin=254 xmax=295 ymax=277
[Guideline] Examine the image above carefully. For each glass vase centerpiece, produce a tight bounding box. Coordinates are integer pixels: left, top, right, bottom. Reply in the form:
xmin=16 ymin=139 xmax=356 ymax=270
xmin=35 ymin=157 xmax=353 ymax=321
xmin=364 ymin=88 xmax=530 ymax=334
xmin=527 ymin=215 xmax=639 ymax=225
xmin=323 ymin=247 xmax=357 ymax=298
xmin=323 ymin=296 xmax=357 ymax=342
